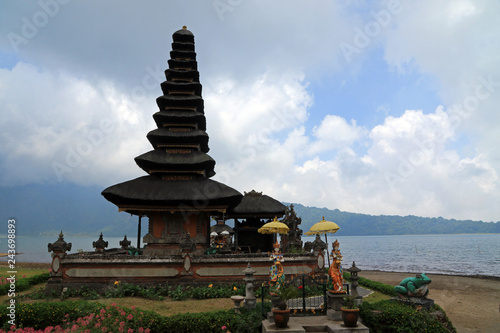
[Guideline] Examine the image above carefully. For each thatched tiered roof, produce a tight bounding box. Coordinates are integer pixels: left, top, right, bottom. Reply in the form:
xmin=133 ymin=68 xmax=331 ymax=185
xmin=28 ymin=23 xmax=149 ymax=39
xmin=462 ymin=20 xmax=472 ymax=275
xmin=102 ymin=27 xmax=242 ymax=214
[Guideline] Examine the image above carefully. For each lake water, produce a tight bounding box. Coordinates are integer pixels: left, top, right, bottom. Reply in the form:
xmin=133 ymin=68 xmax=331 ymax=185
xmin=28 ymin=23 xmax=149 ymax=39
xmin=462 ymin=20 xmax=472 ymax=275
xmin=2 ymin=233 xmax=499 ymax=277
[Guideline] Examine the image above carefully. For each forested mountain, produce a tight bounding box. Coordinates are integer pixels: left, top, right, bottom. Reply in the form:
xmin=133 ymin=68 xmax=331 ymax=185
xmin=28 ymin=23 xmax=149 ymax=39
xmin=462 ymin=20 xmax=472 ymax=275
xmin=0 ymin=184 xmax=137 ymax=237
xmin=1 ymin=184 xmax=498 ymax=237
xmin=290 ymin=203 xmax=500 ymax=236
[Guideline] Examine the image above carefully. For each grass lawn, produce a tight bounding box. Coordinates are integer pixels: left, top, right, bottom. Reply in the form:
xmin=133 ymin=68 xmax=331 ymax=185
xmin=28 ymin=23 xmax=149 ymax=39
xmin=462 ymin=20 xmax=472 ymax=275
xmin=90 ymin=297 xmax=235 ymax=316
xmin=363 ymin=289 xmax=390 ymax=303
xmin=0 ymin=262 xmax=50 ymax=279
xmin=0 ymin=267 xmax=48 ymax=279
xmin=2 ymin=283 xmax=235 ymax=318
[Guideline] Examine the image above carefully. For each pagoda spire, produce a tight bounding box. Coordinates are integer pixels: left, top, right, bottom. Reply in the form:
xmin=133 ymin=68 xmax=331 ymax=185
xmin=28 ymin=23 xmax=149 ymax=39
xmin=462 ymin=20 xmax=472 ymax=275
xmin=102 ymin=27 xmax=242 ymax=215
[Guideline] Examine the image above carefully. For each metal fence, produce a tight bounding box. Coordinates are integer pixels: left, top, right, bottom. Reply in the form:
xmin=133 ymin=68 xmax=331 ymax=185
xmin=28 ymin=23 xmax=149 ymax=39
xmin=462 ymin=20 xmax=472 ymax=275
xmin=261 ymin=274 xmax=331 ymax=316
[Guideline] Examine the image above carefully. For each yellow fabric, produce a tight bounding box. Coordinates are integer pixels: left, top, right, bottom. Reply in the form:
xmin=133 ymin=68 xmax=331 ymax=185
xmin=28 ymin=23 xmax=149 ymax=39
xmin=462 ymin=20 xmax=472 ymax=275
xmin=304 ymin=216 xmax=340 ymax=235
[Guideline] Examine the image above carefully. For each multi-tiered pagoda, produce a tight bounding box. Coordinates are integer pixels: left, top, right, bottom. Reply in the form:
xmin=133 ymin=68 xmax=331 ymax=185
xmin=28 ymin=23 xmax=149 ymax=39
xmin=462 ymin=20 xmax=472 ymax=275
xmin=102 ymin=26 xmax=243 ymax=255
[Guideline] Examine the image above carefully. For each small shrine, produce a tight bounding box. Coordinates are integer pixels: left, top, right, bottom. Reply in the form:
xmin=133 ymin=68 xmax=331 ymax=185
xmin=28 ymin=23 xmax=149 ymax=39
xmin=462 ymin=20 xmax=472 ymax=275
xmin=225 ymin=190 xmax=286 ymax=253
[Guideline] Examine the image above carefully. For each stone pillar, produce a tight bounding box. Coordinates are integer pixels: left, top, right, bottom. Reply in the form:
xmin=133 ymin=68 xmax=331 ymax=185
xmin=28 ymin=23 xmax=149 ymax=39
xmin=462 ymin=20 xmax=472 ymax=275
xmin=326 ymin=291 xmax=346 ymax=321
xmin=243 ymin=262 xmax=256 ymax=309
xmin=47 ymin=231 xmax=72 ymax=294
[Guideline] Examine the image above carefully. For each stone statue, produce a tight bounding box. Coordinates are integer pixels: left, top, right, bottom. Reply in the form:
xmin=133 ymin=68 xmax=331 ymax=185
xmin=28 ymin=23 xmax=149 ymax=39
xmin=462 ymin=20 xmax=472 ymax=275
xmin=395 ymin=273 xmax=431 ymax=298
xmin=281 ymin=204 xmax=303 ymax=252
xmin=328 ymin=239 xmax=344 ymax=292
xmin=269 ymin=241 xmax=285 ymax=288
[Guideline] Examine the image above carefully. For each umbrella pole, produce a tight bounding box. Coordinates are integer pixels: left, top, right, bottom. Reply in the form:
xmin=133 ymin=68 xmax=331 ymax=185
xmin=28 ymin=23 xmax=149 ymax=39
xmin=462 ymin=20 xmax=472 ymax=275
xmin=325 ymin=234 xmax=330 ymax=268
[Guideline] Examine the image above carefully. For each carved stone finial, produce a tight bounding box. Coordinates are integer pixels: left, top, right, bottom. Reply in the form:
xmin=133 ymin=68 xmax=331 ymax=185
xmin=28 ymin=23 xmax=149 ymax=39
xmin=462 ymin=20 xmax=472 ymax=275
xmin=243 ymin=189 xmax=262 ymax=196
xmin=93 ymin=233 xmax=108 ymax=253
xmin=48 ymin=231 xmax=72 ymax=254
xmin=120 ymin=235 xmax=131 ymax=250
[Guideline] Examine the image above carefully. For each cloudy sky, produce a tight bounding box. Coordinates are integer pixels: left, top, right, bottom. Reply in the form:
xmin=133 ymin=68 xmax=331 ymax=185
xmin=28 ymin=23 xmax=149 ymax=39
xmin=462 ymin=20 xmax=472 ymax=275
xmin=1 ymin=0 xmax=499 ymax=221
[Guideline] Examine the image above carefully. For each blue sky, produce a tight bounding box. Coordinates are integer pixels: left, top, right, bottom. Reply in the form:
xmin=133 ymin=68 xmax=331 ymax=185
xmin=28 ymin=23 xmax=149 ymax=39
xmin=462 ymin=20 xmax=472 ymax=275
xmin=1 ymin=0 xmax=499 ymax=222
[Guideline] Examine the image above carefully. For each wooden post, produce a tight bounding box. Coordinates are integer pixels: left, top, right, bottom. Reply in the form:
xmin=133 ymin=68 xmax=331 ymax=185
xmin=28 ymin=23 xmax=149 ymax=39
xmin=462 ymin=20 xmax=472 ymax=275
xmin=137 ymin=215 xmax=142 ymax=249
xmin=234 ymin=219 xmax=239 ymax=251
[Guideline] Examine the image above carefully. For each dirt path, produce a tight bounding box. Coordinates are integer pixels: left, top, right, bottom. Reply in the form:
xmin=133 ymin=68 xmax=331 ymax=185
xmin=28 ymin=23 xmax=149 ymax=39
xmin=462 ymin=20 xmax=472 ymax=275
xmin=362 ymin=271 xmax=500 ymax=333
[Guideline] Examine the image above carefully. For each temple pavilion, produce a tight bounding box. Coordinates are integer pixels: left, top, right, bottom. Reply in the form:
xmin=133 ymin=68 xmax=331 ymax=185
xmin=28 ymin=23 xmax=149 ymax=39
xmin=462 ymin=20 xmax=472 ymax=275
xmin=101 ymin=26 xmax=245 ymax=256
xmin=46 ymin=27 xmax=322 ymax=289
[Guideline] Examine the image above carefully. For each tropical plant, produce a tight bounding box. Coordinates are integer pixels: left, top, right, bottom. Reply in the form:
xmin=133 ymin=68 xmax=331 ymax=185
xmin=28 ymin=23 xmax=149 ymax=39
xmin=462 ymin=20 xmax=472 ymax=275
xmin=342 ymin=295 xmax=359 ymax=309
xmin=268 ymin=285 xmax=299 ymax=310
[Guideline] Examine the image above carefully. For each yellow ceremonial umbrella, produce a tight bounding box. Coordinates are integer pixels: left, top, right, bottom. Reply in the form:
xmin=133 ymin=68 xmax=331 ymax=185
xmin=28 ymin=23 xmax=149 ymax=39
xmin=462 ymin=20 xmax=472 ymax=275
xmin=305 ymin=216 xmax=340 ymax=266
xmin=258 ymin=216 xmax=289 ymax=234
xmin=258 ymin=216 xmax=289 ymax=243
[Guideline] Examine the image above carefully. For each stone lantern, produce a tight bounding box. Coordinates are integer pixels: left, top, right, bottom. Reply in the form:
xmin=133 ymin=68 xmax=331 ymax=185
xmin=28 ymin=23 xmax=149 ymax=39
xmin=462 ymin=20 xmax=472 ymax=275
xmin=243 ymin=262 xmax=256 ymax=309
xmin=347 ymin=261 xmax=362 ymax=304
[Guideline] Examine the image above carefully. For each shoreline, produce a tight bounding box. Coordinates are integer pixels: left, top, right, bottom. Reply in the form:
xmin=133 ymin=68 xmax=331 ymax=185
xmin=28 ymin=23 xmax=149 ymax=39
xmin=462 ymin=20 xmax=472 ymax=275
xmin=363 ymin=269 xmax=500 ymax=282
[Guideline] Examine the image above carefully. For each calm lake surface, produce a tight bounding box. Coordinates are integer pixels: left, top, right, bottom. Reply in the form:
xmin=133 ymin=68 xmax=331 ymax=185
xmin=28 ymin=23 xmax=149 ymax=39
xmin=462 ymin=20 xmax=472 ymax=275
xmin=2 ymin=233 xmax=499 ymax=277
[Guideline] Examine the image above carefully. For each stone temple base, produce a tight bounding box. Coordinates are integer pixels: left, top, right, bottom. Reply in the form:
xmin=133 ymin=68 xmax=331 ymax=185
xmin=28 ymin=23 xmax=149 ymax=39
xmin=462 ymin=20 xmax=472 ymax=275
xmin=46 ymin=252 xmax=321 ymax=291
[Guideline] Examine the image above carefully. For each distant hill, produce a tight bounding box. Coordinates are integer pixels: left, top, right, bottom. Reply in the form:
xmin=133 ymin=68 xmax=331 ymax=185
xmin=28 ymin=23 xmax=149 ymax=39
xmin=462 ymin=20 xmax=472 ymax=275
xmin=289 ymin=203 xmax=500 ymax=236
xmin=1 ymin=184 xmax=498 ymax=237
xmin=0 ymin=184 xmax=136 ymax=237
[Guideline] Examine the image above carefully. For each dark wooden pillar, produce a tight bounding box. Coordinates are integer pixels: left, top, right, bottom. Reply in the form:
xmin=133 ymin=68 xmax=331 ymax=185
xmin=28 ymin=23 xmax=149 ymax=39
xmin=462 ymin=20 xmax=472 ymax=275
xmin=137 ymin=215 xmax=142 ymax=249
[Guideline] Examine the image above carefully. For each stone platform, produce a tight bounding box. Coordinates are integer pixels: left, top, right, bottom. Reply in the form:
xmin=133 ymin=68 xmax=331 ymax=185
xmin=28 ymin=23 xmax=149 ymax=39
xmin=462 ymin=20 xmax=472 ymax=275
xmin=262 ymin=316 xmax=369 ymax=333
xmin=47 ymin=252 xmax=320 ymax=292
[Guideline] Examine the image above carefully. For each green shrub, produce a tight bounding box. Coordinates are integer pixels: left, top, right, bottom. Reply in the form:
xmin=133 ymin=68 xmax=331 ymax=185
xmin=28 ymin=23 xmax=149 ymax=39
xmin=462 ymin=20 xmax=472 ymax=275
xmin=360 ymin=300 xmax=455 ymax=333
xmin=343 ymin=272 xmax=396 ymax=296
xmin=0 ymin=300 xmax=102 ymax=330
xmin=0 ymin=300 xmax=267 ymax=333
xmin=0 ymin=272 xmax=49 ymax=296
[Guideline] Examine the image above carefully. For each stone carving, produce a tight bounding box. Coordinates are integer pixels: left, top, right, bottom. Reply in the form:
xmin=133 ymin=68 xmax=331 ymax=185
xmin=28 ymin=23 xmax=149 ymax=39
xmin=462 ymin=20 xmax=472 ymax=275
xmin=93 ymin=233 xmax=108 ymax=253
xmin=313 ymin=234 xmax=327 ymax=252
xmin=48 ymin=231 xmax=72 ymax=256
xmin=179 ymin=232 xmax=196 ymax=252
xmin=395 ymin=273 xmax=432 ymax=298
xmin=280 ymin=204 xmax=303 ymax=253
xmin=303 ymin=234 xmax=327 ymax=253
xmin=243 ymin=262 xmax=257 ymax=309
xmin=328 ymin=239 xmax=344 ymax=292
xmin=120 ymin=235 xmax=131 ymax=250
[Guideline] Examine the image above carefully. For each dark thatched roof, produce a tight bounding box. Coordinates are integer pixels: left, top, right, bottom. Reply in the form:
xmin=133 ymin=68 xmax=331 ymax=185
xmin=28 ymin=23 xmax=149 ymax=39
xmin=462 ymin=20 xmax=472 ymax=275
xmin=102 ymin=175 xmax=242 ymax=208
xmin=152 ymin=111 xmax=206 ymax=130
xmin=173 ymin=27 xmax=194 ymax=42
xmin=161 ymin=81 xmax=202 ymax=96
xmin=156 ymin=94 xmax=204 ymax=111
xmin=146 ymin=128 xmax=209 ymax=152
xmin=135 ymin=150 xmax=215 ymax=177
xmin=226 ymin=190 xmax=286 ymax=218
xmin=165 ymin=69 xmax=199 ymax=82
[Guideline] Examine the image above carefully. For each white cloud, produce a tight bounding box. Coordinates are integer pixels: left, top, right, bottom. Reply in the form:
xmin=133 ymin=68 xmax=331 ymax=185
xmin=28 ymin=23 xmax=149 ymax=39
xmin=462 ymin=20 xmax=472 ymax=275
xmin=0 ymin=62 xmax=153 ymax=186
xmin=309 ymin=115 xmax=365 ymax=154
xmin=1 ymin=1 xmax=500 ymax=222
